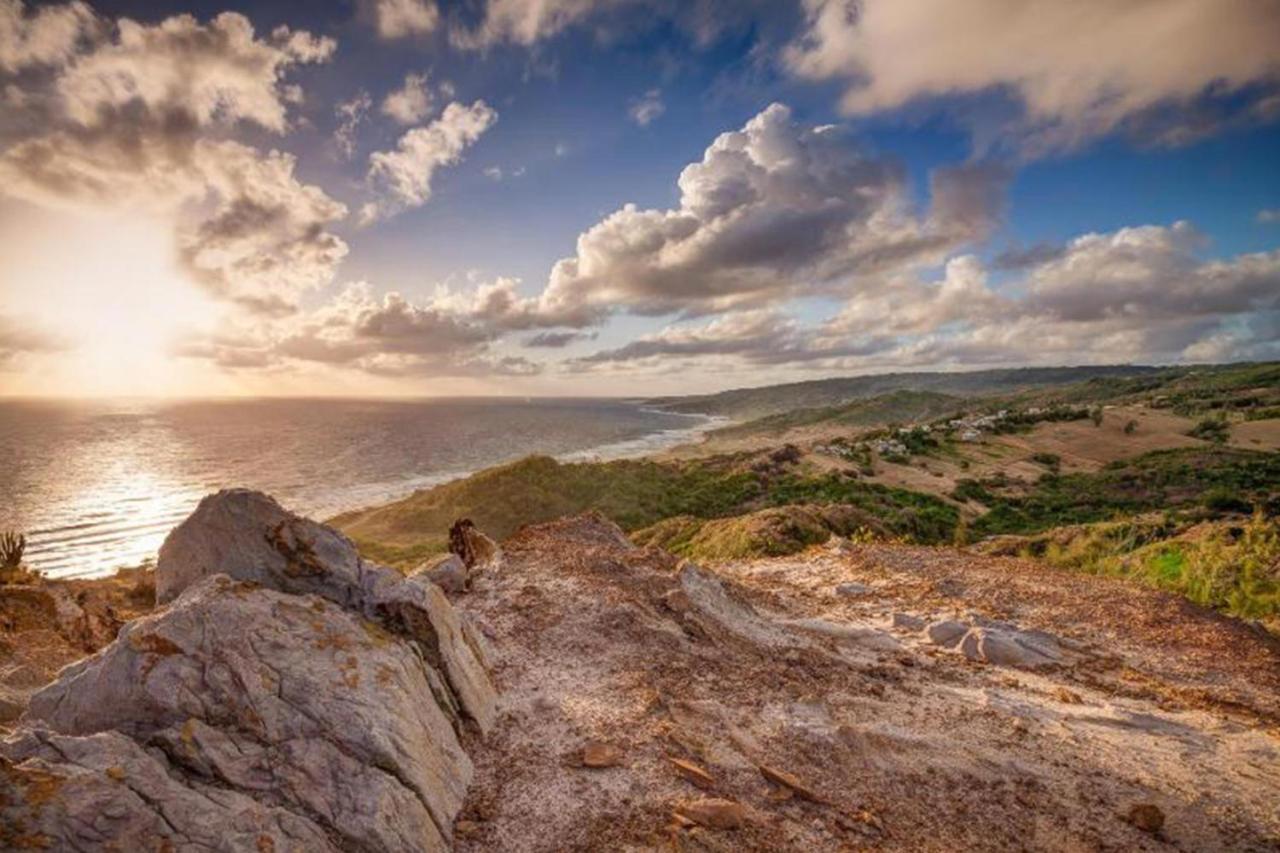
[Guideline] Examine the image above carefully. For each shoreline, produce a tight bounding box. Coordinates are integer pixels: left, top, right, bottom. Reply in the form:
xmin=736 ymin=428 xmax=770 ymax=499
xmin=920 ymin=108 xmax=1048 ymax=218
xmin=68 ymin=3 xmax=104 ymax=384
xmin=18 ymin=405 xmax=725 ymax=581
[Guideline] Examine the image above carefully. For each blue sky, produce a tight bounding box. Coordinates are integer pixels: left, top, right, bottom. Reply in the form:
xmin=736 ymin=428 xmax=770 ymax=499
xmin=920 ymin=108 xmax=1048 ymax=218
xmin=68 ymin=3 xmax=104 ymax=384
xmin=1 ymin=0 xmax=1278 ymax=396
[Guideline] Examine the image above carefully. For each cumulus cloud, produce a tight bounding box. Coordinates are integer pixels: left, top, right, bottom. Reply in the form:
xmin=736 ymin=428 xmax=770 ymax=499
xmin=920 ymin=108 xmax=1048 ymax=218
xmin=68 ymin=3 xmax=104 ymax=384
xmin=0 ymin=0 xmax=98 ymax=72
xmin=381 ymin=72 xmax=433 ymax=124
xmin=538 ymin=102 xmax=1007 ymax=320
xmin=371 ymin=0 xmax=439 ymax=39
xmin=177 ymin=142 xmax=349 ymax=314
xmin=360 ymin=99 xmax=497 ymax=222
xmin=579 ymin=221 xmax=1280 ymax=370
xmin=0 ymin=9 xmax=347 ymax=314
xmin=785 ymin=0 xmax=1280 ymax=155
xmin=177 ymin=283 xmax=543 ymax=377
xmin=57 ymin=12 xmax=333 ymax=133
xmin=628 ymin=88 xmax=664 ymax=125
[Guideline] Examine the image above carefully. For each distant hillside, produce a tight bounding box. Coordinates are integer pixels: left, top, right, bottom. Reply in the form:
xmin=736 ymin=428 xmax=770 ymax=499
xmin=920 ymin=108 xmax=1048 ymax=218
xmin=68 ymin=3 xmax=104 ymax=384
xmin=649 ymin=365 xmax=1168 ymax=420
xmin=708 ymin=389 xmax=965 ymax=440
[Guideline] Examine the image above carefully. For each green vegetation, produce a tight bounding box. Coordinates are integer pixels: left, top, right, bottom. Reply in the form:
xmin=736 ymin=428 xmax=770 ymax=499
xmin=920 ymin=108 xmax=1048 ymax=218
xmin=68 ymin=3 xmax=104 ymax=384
xmin=1023 ymin=514 xmax=1280 ymax=628
xmin=0 ymin=530 xmax=35 ymax=584
xmin=632 ymin=504 xmax=884 ymax=561
xmin=650 ymin=365 xmax=1167 ymax=420
xmin=1188 ymin=416 xmax=1230 ymax=443
xmin=1030 ymin=452 xmax=1061 ymax=472
xmin=335 ymin=453 xmax=960 ymax=567
xmin=708 ymin=390 xmax=962 ymax=440
xmin=972 ymin=447 xmax=1280 ymax=537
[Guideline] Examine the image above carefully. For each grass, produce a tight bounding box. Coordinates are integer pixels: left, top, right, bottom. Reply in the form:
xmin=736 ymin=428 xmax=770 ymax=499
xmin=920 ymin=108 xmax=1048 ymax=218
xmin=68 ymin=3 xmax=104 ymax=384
xmin=633 ymin=504 xmax=885 ymax=561
xmin=1029 ymin=514 xmax=1280 ymax=628
xmin=333 ymin=453 xmax=959 ymax=567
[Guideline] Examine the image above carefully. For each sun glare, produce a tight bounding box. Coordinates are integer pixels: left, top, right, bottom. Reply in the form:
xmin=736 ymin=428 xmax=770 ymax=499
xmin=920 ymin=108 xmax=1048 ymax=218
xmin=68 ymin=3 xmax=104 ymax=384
xmin=2 ymin=210 xmax=219 ymax=397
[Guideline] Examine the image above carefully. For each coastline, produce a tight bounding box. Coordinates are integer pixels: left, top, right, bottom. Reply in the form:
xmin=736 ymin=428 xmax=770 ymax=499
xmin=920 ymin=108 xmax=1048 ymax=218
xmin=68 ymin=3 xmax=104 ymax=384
xmin=14 ymin=402 xmax=724 ymax=580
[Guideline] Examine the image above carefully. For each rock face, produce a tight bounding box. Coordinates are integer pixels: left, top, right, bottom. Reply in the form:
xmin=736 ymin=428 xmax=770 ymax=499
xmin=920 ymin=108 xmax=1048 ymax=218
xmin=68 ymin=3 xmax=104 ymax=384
xmin=156 ymin=488 xmax=495 ymax=732
xmin=2 ymin=489 xmax=497 ymax=852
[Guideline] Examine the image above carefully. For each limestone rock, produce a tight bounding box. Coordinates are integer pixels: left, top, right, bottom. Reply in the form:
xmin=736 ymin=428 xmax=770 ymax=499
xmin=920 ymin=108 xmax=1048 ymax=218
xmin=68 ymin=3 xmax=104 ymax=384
xmin=9 ymin=575 xmax=471 ymax=852
xmin=674 ymin=797 xmax=745 ymax=830
xmin=957 ymin=626 xmax=1063 ymax=669
xmin=416 ymin=553 xmax=469 ymax=594
xmin=924 ymin=619 xmax=970 ymax=647
xmin=156 ymin=488 xmax=496 ymax=732
xmin=888 ymin=612 xmax=926 ymax=632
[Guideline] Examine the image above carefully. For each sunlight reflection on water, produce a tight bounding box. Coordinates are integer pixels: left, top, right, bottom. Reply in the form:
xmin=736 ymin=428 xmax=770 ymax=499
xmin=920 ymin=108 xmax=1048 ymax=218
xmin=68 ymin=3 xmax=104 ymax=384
xmin=0 ymin=398 xmax=713 ymax=579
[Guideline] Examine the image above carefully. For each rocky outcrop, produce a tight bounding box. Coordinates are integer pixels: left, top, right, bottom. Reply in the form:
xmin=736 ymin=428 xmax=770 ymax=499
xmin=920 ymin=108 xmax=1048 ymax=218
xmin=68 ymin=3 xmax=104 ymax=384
xmin=2 ymin=490 xmax=497 ymax=852
xmin=156 ymin=488 xmax=495 ymax=732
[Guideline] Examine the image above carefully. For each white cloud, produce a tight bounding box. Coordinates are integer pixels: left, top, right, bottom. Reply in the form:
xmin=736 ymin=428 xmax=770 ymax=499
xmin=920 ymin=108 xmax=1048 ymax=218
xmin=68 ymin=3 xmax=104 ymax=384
xmin=0 ymin=313 xmax=65 ymax=364
xmin=0 ymin=0 xmax=97 ymax=72
xmin=334 ymin=90 xmax=372 ymax=159
xmin=579 ymin=221 xmax=1280 ymax=370
xmin=0 ymin=8 xmax=346 ymax=314
xmin=381 ymin=72 xmax=433 ymax=124
xmin=177 ymin=282 xmax=544 ymax=377
xmin=628 ymin=88 xmax=664 ymax=126
xmin=177 ymin=142 xmax=349 ymax=315
xmin=372 ymin=0 xmax=439 ymax=39
xmin=1259 ymin=209 xmax=1280 ymax=225
xmin=361 ymin=99 xmax=497 ymax=222
xmin=538 ymin=103 xmax=1006 ymax=320
xmin=57 ymin=12 xmax=333 ymax=133
xmin=452 ymin=0 xmax=602 ymax=49
xmin=785 ymin=0 xmax=1280 ymax=155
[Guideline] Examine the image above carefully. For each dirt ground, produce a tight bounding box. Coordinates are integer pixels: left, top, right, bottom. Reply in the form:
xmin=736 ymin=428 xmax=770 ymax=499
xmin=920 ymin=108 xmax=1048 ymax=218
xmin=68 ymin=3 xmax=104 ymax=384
xmin=449 ymin=515 xmax=1280 ymax=852
xmin=0 ymin=568 xmax=154 ymax=728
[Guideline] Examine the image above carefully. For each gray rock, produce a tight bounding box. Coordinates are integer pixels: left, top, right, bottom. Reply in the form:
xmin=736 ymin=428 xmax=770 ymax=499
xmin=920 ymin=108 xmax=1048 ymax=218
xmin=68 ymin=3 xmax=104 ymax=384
xmin=957 ymin=626 xmax=1062 ymax=668
xmin=156 ymin=488 xmax=495 ymax=733
xmin=888 ymin=612 xmax=926 ymax=632
xmin=925 ymin=619 xmax=970 ymax=647
xmin=835 ymin=582 xmax=872 ymax=597
xmin=10 ymin=574 xmax=469 ymax=851
xmin=415 ymin=553 xmax=469 ymax=594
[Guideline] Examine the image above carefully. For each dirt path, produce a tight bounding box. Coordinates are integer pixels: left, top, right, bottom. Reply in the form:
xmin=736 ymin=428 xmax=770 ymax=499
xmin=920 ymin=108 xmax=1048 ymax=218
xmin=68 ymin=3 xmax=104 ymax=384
xmin=451 ymin=517 xmax=1280 ymax=852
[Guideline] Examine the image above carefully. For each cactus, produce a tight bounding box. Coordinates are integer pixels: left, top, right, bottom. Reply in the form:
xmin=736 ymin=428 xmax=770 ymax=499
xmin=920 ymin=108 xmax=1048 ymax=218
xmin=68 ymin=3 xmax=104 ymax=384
xmin=1 ymin=531 xmax=25 ymax=569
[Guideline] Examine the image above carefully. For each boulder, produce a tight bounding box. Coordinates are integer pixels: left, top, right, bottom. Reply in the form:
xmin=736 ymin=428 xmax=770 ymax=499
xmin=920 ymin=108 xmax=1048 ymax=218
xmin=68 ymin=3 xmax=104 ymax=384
xmin=957 ymin=626 xmax=1062 ymax=668
xmin=156 ymin=488 xmax=495 ymax=732
xmin=924 ymin=619 xmax=970 ymax=647
xmin=8 ymin=575 xmax=470 ymax=851
xmin=415 ymin=553 xmax=469 ymax=594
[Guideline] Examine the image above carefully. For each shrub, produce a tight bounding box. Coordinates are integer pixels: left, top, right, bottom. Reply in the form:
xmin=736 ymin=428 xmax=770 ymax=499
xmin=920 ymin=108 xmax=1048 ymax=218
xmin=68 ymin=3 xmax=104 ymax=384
xmin=1031 ymin=452 xmax=1061 ymax=471
xmin=1189 ymin=416 xmax=1230 ymax=443
xmin=1124 ymin=420 xmax=1138 ymax=435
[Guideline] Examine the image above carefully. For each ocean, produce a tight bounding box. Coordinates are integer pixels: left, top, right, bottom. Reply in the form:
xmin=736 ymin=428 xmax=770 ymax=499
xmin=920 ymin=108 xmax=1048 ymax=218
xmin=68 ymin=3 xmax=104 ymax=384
xmin=0 ymin=397 xmax=717 ymax=579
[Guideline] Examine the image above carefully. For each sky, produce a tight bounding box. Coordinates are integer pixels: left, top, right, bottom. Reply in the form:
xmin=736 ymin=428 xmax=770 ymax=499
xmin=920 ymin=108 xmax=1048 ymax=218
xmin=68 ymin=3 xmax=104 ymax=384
xmin=0 ymin=0 xmax=1278 ymax=398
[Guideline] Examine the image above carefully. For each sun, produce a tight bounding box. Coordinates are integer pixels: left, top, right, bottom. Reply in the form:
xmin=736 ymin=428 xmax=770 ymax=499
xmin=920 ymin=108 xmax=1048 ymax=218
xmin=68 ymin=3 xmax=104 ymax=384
xmin=1 ymin=207 xmax=221 ymax=397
